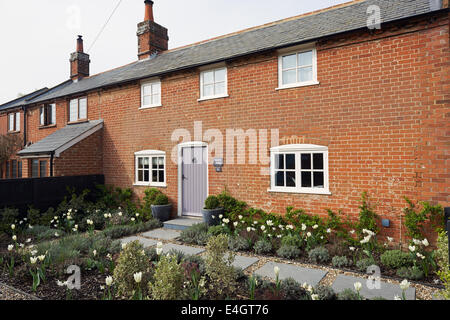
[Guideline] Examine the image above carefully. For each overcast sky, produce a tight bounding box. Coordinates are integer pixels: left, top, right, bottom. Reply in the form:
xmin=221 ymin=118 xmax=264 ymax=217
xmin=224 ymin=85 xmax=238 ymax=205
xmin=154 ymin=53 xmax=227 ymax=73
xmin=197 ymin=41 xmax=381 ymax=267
xmin=0 ymin=0 xmax=349 ymax=104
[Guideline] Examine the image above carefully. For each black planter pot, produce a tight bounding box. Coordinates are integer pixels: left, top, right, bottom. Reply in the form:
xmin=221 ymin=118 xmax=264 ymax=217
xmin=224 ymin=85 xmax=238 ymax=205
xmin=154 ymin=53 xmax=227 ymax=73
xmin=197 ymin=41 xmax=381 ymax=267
xmin=201 ymin=208 xmax=224 ymax=226
xmin=151 ymin=204 xmax=172 ymax=222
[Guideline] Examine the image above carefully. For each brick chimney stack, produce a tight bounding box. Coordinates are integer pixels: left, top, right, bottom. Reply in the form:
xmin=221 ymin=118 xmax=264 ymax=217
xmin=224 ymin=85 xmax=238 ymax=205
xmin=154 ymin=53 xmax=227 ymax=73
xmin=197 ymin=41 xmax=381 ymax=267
xmin=70 ymin=35 xmax=90 ymax=81
xmin=137 ymin=0 xmax=169 ymax=60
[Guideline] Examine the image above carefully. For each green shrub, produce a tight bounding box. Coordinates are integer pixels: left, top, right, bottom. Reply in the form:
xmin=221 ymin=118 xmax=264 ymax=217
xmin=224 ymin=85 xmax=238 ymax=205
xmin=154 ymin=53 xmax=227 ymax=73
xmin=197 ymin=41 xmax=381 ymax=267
xmin=338 ymin=288 xmax=362 ymax=300
xmin=254 ymin=239 xmax=273 ymax=255
xmin=308 ymin=247 xmax=330 ymax=264
xmin=315 ymin=285 xmax=337 ymax=300
xmin=95 ymin=185 xmax=134 ymax=211
xmin=356 ymin=257 xmax=376 ymax=272
xmin=207 ymin=225 xmax=230 ymax=236
xmin=217 ymin=191 xmax=247 ymax=216
xmin=180 ymin=223 xmax=210 ymax=245
xmin=25 ymin=225 xmax=66 ymax=242
xmin=149 ymin=254 xmax=185 ymax=300
xmin=281 ymin=234 xmax=303 ymax=248
xmin=27 ymin=207 xmax=41 ymax=226
xmin=396 ymin=266 xmax=424 ymax=281
xmin=436 ymin=230 xmax=450 ymax=300
xmin=403 ymin=198 xmax=444 ymax=240
xmin=332 ymin=256 xmax=351 ymax=268
xmin=113 ymin=241 xmax=152 ymax=298
xmin=228 ymin=235 xmax=250 ymax=252
xmin=0 ymin=208 xmax=19 ymax=234
xmin=204 ymin=234 xmax=237 ymax=299
xmin=101 ymin=220 xmax=162 ymax=239
xmin=356 ymin=192 xmax=378 ymax=235
xmin=153 ymin=194 xmax=169 ymax=206
xmin=380 ymin=250 xmax=414 ymax=270
xmin=276 ymin=245 xmax=301 ymax=259
xmin=280 ymin=278 xmax=310 ymax=300
xmin=204 ymin=196 xmax=220 ymax=210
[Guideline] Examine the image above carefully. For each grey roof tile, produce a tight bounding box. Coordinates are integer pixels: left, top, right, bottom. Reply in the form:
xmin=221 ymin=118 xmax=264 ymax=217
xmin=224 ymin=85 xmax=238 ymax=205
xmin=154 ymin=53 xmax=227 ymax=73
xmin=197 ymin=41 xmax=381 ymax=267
xmin=0 ymin=88 xmax=48 ymax=111
xmin=17 ymin=120 xmax=103 ymax=156
xmin=24 ymin=0 xmax=443 ymax=104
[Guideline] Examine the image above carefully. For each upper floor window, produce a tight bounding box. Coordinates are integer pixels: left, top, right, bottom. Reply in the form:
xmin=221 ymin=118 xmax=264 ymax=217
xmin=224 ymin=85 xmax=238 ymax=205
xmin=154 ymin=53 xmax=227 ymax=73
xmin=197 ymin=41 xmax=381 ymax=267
xmin=40 ymin=104 xmax=56 ymax=126
xmin=8 ymin=112 xmax=20 ymax=132
xmin=141 ymin=80 xmax=161 ymax=109
xmin=278 ymin=47 xmax=318 ymax=89
xmin=134 ymin=150 xmax=166 ymax=187
xmin=269 ymin=144 xmax=330 ymax=195
xmin=69 ymin=97 xmax=87 ymax=122
xmin=199 ymin=67 xmax=228 ymax=100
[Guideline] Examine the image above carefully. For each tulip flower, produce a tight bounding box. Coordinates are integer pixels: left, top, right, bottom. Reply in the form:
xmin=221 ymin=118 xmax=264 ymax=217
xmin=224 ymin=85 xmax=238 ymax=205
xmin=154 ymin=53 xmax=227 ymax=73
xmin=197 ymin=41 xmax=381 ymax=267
xmin=134 ymin=272 xmax=142 ymax=284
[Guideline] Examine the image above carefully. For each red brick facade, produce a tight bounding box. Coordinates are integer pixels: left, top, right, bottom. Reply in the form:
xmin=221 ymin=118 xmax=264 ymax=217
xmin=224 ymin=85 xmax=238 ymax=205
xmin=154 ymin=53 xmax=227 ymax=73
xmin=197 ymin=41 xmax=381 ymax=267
xmin=0 ymin=6 xmax=448 ymax=243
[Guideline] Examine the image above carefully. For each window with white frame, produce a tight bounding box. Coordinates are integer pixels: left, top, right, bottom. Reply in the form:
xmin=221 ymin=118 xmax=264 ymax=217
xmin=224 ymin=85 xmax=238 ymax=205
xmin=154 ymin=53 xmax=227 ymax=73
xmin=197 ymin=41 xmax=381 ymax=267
xmin=141 ymin=80 xmax=161 ymax=109
xmin=278 ymin=47 xmax=318 ymax=89
xmin=69 ymin=97 xmax=87 ymax=122
xmin=270 ymin=144 xmax=330 ymax=194
xmin=200 ymin=67 xmax=227 ymax=100
xmin=40 ymin=103 xmax=56 ymax=126
xmin=8 ymin=112 xmax=20 ymax=132
xmin=135 ymin=150 xmax=166 ymax=187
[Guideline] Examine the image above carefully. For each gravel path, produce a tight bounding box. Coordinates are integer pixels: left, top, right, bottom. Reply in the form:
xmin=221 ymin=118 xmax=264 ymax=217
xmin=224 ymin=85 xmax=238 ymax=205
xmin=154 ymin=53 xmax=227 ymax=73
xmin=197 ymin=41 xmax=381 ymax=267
xmin=0 ymin=282 xmax=39 ymax=301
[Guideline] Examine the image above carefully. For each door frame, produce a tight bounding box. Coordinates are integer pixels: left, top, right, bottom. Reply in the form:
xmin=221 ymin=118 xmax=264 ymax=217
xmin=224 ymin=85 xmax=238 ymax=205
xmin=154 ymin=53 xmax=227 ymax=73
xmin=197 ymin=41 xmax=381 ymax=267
xmin=177 ymin=141 xmax=209 ymax=217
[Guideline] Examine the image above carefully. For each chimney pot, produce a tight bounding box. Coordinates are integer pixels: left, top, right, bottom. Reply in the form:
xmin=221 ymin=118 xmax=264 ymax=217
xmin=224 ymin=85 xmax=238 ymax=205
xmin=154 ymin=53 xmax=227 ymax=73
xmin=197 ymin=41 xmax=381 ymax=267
xmin=144 ymin=0 xmax=154 ymax=22
xmin=77 ymin=35 xmax=84 ymax=53
xmin=70 ymin=35 xmax=90 ymax=80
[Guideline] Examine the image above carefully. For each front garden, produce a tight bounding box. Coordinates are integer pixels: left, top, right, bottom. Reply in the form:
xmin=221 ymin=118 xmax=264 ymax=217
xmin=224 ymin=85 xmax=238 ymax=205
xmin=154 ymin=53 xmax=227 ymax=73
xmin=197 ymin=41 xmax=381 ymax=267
xmin=0 ymin=186 xmax=448 ymax=301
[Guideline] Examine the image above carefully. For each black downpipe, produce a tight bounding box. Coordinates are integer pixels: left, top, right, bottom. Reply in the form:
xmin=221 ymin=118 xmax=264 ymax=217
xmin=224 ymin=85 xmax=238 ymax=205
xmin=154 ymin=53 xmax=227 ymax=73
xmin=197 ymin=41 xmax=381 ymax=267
xmin=22 ymin=106 xmax=27 ymax=147
xmin=50 ymin=152 xmax=54 ymax=177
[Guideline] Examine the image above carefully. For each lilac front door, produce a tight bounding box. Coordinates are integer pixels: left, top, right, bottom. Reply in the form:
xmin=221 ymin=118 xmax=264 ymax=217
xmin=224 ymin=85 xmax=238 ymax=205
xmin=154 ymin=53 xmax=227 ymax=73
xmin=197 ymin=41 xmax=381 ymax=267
xmin=181 ymin=146 xmax=208 ymax=217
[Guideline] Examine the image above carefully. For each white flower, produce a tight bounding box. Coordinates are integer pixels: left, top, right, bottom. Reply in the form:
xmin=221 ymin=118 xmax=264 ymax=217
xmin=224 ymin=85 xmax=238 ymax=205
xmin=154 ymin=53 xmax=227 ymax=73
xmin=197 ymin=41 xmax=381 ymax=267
xmin=261 ymin=225 xmax=266 ymax=231
xmin=222 ymin=218 xmax=230 ymax=224
xmin=30 ymin=257 xmax=38 ymax=264
xmin=156 ymin=242 xmax=163 ymax=255
xmin=29 ymin=225 xmax=33 ymax=229
xmin=277 ymin=235 xmax=282 ymax=238
xmin=105 ymin=276 xmax=113 ymax=286
xmin=122 ymin=243 xmax=127 ymax=250
xmin=394 ymin=295 xmax=401 ymax=300
xmin=311 ymin=294 xmax=319 ymax=300
xmin=31 ymin=250 xmax=38 ymax=256
xmin=38 ymin=255 xmax=45 ymax=262
xmin=312 ymin=224 xmax=318 ymax=230
xmin=422 ymin=239 xmax=429 ymax=247
xmin=19 ymin=243 xmax=24 ymax=248
xmin=219 ymin=214 xmax=223 ymax=219
xmin=12 ymin=235 xmax=17 ymax=241
xmin=400 ymin=280 xmax=410 ymax=291
xmin=11 ymin=224 xmax=15 ymax=230
xmin=412 ymin=239 xmax=421 ymax=245
xmin=131 ymin=218 xmax=135 ymax=222
xmin=7 ymin=245 xmax=13 ymax=251
xmin=93 ymin=250 xmax=97 ymax=257
xmin=387 ymin=237 xmax=394 ymax=242
xmin=287 ymin=225 xmax=294 ymax=230
xmin=118 ymin=212 xmax=123 ymax=217
xmin=416 ymin=253 xmax=425 ymax=260
xmin=211 ymin=215 xmax=215 ymax=219
xmin=26 ymin=238 xmax=31 ymax=243
xmin=274 ymin=266 xmax=280 ymax=277
xmin=350 ymin=230 xmax=355 ymax=235
xmin=408 ymin=245 xmax=416 ymax=252
xmin=307 ymin=285 xmax=313 ymax=293
xmin=135 ymin=213 xmax=139 ymax=217
xmin=354 ymin=282 xmax=362 ymax=292
xmin=238 ymin=215 xmax=243 ymax=220
xmin=134 ymin=272 xmax=142 ymax=284
xmin=54 ymin=232 xmax=59 ymax=237
xmin=301 ymin=224 xmax=307 ymax=231
xmin=104 ymin=214 xmax=109 ymax=218
xmin=233 ymin=222 xmax=238 ymax=227
xmin=253 ymin=221 xmax=258 ymax=225
xmin=266 ymin=220 xmax=273 ymax=226
xmin=306 ymin=232 xmax=312 ymax=238
xmin=247 ymin=227 xmax=252 ymax=232
xmin=326 ymin=228 xmax=331 ymax=233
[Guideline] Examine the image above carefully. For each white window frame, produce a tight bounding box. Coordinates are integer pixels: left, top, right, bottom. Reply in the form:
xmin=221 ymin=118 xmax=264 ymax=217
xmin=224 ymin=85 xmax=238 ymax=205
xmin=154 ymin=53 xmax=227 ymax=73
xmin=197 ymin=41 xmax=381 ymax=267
xmin=198 ymin=67 xmax=228 ymax=101
xmin=40 ymin=103 xmax=56 ymax=126
xmin=269 ymin=144 xmax=330 ymax=195
xmin=8 ymin=112 xmax=20 ymax=132
xmin=134 ymin=150 xmax=167 ymax=187
xmin=69 ymin=97 xmax=87 ymax=122
xmin=277 ymin=45 xmax=319 ymax=90
xmin=140 ymin=79 xmax=162 ymax=109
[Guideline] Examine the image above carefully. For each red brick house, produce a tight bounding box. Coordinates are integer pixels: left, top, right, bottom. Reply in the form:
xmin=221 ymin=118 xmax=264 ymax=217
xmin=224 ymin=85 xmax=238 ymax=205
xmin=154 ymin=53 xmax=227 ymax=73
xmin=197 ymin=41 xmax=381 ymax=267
xmin=0 ymin=0 xmax=448 ymax=243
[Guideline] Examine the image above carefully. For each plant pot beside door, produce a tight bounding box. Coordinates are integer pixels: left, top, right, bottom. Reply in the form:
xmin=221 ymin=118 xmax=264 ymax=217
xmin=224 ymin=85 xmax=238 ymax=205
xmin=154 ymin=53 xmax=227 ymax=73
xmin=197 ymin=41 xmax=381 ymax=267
xmin=201 ymin=195 xmax=224 ymax=226
xmin=151 ymin=194 xmax=172 ymax=222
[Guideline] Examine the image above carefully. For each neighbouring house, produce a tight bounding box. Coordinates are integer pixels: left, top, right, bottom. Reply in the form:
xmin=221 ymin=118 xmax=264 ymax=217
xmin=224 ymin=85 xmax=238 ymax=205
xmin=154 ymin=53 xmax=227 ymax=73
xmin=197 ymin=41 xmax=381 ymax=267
xmin=0 ymin=0 xmax=448 ymax=243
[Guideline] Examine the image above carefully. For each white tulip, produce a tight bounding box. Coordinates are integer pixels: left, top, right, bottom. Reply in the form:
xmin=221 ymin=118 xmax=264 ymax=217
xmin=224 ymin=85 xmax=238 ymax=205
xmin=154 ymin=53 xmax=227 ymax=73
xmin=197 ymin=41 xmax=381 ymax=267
xmin=306 ymin=232 xmax=312 ymax=238
xmin=7 ymin=245 xmax=13 ymax=251
xmin=105 ymin=276 xmax=113 ymax=286
xmin=408 ymin=246 xmax=416 ymax=252
xmin=400 ymin=280 xmax=410 ymax=291
xmin=38 ymin=255 xmax=45 ymax=262
xmin=12 ymin=235 xmax=17 ymax=241
xmin=311 ymin=294 xmax=319 ymax=300
xmin=422 ymin=239 xmax=429 ymax=247
xmin=312 ymin=224 xmax=318 ymax=230
xmin=93 ymin=250 xmax=97 ymax=257
xmin=354 ymin=282 xmax=362 ymax=292
xmin=274 ymin=266 xmax=280 ymax=277
xmin=394 ymin=295 xmax=401 ymax=300
xmin=387 ymin=237 xmax=394 ymax=242
xmin=261 ymin=225 xmax=266 ymax=231
xmin=122 ymin=243 xmax=127 ymax=250
xmin=247 ymin=227 xmax=252 ymax=232
xmin=11 ymin=224 xmax=15 ymax=230
xmin=118 ymin=212 xmax=123 ymax=217
xmin=326 ymin=228 xmax=331 ymax=233
xmin=238 ymin=215 xmax=243 ymax=220
xmin=301 ymin=224 xmax=307 ymax=231
xmin=30 ymin=257 xmax=38 ymax=264
xmin=134 ymin=272 xmax=142 ymax=284
xmin=349 ymin=246 xmax=356 ymax=252
xmin=233 ymin=222 xmax=238 ymax=227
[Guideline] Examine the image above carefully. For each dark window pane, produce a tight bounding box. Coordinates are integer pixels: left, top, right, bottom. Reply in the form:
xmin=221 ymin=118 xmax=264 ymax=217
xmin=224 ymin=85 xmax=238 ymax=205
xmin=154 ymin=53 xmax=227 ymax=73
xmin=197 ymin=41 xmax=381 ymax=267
xmin=275 ymin=154 xmax=284 ymax=169
xmin=152 ymin=170 xmax=158 ymax=182
xmin=152 ymin=157 xmax=158 ymax=169
xmin=138 ymin=170 xmax=143 ymax=182
xmin=314 ymin=172 xmax=324 ymax=188
xmin=40 ymin=161 xmax=47 ymax=178
xmin=158 ymin=170 xmax=164 ymax=183
xmin=301 ymin=154 xmax=311 ymax=169
xmin=18 ymin=161 xmax=22 ymax=178
xmin=143 ymin=157 xmax=149 ymax=169
xmin=301 ymin=171 xmax=312 ymax=188
xmin=138 ymin=158 xmax=143 ymax=169
xmin=12 ymin=161 xmax=17 ymax=179
xmin=275 ymin=171 xmax=284 ymax=187
xmin=32 ymin=160 xmax=39 ymax=178
xmin=286 ymin=154 xmax=295 ymax=169
xmin=313 ymin=154 xmax=324 ymax=170
xmin=286 ymin=171 xmax=296 ymax=187
xmin=6 ymin=162 xmax=10 ymax=179
xmin=144 ymin=170 xmax=149 ymax=182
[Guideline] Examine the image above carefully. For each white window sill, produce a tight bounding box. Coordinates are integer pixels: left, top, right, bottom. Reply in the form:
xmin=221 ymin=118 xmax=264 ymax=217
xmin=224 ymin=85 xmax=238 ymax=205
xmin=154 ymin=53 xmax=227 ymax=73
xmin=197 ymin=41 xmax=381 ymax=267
xmin=197 ymin=94 xmax=229 ymax=102
xmin=139 ymin=104 xmax=162 ymax=110
xmin=276 ymin=81 xmax=320 ymax=91
xmin=268 ymin=188 xmax=331 ymax=195
xmin=134 ymin=182 xmax=167 ymax=188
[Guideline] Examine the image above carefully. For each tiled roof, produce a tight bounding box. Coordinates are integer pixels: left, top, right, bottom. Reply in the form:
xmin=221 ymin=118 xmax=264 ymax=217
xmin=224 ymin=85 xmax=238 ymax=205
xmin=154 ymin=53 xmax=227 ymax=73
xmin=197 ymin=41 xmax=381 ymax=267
xmin=0 ymin=88 xmax=48 ymax=111
xmin=17 ymin=120 xmax=103 ymax=156
xmin=16 ymin=0 xmax=447 ymax=105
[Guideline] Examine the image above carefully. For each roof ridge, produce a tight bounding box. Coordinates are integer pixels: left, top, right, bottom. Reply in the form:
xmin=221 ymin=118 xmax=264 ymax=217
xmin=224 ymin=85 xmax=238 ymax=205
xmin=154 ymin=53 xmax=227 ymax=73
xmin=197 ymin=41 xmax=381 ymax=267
xmin=0 ymin=87 xmax=48 ymax=108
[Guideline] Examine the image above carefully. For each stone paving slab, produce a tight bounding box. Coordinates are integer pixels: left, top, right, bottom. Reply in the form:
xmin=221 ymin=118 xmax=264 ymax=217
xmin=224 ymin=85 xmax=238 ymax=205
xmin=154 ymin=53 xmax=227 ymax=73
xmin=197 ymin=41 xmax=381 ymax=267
xmin=142 ymin=228 xmax=181 ymax=240
xmin=331 ymin=275 xmax=416 ymax=300
xmin=232 ymin=255 xmax=259 ymax=270
xmin=120 ymin=236 xmax=158 ymax=248
xmin=162 ymin=243 xmax=205 ymax=256
xmin=255 ymin=262 xmax=327 ymax=287
xmin=164 ymin=218 xmax=203 ymax=231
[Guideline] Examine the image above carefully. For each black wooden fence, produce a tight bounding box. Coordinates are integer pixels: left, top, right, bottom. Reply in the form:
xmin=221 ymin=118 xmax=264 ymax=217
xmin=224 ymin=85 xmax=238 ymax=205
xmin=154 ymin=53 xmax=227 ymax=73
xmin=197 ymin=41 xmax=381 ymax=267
xmin=0 ymin=175 xmax=105 ymax=215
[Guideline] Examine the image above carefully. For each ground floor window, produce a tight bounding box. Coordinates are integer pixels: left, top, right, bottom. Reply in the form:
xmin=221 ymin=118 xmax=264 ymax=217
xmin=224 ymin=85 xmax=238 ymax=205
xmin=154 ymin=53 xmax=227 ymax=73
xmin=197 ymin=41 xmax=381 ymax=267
xmin=269 ymin=144 xmax=330 ymax=194
xmin=134 ymin=150 xmax=166 ymax=187
xmin=31 ymin=159 xmax=47 ymax=178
